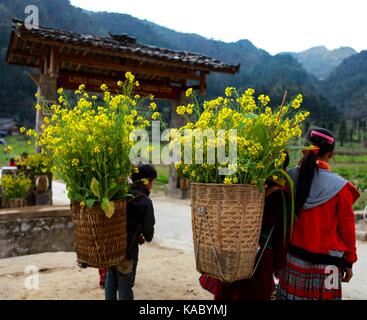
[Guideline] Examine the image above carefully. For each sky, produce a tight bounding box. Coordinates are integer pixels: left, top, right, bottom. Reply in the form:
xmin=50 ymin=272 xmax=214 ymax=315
xmin=70 ymin=0 xmax=367 ymax=55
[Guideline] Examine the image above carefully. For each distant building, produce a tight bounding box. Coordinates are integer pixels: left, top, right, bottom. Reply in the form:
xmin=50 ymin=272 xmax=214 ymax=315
xmin=0 ymin=118 xmax=20 ymax=135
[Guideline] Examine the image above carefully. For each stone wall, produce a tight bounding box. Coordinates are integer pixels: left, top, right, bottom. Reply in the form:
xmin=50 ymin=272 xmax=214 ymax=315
xmin=0 ymin=206 xmax=74 ymax=259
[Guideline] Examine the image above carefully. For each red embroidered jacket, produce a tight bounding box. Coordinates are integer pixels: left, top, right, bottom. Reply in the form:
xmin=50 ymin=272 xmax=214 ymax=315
xmin=290 ymin=181 xmax=360 ymax=265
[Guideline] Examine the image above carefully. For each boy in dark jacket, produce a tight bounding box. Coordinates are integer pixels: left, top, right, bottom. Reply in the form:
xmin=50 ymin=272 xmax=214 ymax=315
xmin=105 ymin=164 xmax=156 ymax=300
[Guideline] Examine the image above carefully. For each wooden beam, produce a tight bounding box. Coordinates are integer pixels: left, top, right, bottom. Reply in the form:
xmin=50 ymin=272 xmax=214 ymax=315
xmin=56 ymin=72 xmax=184 ymax=100
xmin=10 ymin=49 xmax=201 ymax=81
xmin=59 ymin=53 xmax=201 ymax=81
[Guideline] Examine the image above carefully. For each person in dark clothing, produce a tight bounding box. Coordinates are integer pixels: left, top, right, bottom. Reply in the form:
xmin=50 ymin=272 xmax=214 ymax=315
xmin=105 ymin=164 xmax=157 ymax=300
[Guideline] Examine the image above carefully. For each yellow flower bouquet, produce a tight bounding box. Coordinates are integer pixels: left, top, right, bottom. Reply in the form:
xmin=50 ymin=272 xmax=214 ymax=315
xmin=172 ymin=87 xmax=310 ymax=282
xmin=34 ymin=72 xmax=158 ymax=217
xmin=174 ymin=87 xmax=309 ymax=190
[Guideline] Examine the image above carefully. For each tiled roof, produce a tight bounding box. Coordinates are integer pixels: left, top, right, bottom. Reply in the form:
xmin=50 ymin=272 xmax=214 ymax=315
xmin=9 ymin=18 xmax=239 ymax=74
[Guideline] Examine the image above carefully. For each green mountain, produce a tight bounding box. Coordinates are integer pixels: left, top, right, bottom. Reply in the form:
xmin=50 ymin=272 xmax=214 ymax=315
xmin=320 ymin=50 xmax=367 ymax=119
xmin=0 ymin=0 xmax=338 ymax=126
xmin=285 ymin=46 xmax=357 ymax=80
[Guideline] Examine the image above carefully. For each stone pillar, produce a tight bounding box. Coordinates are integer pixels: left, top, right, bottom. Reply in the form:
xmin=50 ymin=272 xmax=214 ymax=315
xmin=164 ymin=92 xmax=190 ymax=199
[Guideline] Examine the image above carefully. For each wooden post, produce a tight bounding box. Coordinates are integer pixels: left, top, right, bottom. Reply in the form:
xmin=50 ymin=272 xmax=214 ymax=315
xmin=199 ymin=71 xmax=207 ymax=95
xmin=164 ymin=90 xmax=190 ymax=199
xmin=35 ymin=46 xmax=58 ymax=142
xmin=33 ymin=47 xmax=59 ymax=205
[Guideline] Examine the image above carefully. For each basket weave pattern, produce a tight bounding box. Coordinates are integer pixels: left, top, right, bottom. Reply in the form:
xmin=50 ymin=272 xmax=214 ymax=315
xmin=191 ymin=183 xmax=265 ymax=282
xmin=71 ymin=200 xmax=127 ymax=268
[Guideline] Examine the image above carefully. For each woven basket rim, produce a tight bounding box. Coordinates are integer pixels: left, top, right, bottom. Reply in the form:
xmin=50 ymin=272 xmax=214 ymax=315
xmin=190 ymin=182 xmax=264 ymax=189
xmin=70 ymin=199 xmax=126 ymax=206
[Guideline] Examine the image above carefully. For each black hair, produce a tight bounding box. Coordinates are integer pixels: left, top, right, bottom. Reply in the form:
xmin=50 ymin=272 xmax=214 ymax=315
xmin=295 ymin=127 xmax=335 ymax=215
xmin=131 ymin=164 xmax=157 ymax=184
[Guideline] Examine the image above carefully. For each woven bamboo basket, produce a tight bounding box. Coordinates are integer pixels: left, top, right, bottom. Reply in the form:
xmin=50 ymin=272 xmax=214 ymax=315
xmin=191 ymin=183 xmax=265 ymax=283
xmin=70 ymin=200 xmax=127 ymax=268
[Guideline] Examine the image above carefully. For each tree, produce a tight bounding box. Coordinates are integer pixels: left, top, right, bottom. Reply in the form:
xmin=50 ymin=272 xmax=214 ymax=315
xmin=339 ymin=121 xmax=347 ymax=147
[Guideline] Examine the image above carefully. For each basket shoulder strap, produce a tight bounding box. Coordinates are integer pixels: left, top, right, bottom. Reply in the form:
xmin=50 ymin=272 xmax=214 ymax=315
xmin=124 ymin=192 xmax=146 ymax=259
xmin=250 ymin=226 xmax=274 ymax=278
xmin=126 ymin=192 xmax=145 ymax=204
xmin=265 ymin=185 xmax=282 ymax=197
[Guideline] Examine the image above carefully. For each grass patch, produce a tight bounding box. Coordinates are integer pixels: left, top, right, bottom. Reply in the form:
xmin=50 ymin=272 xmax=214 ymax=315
xmin=0 ymin=135 xmax=36 ymax=166
xmin=354 ymin=192 xmax=367 ymax=211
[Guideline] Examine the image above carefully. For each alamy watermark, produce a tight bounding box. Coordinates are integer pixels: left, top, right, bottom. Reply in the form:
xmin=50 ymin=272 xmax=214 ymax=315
xmin=324 ymin=265 xmax=340 ymax=290
xmin=24 ymin=5 xmax=39 ymax=30
xmin=24 ymin=265 xmax=39 ymax=290
xmin=129 ymin=121 xmax=238 ymax=175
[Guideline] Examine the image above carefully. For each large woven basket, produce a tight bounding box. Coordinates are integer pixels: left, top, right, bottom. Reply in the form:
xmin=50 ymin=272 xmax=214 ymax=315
xmin=191 ymin=183 xmax=265 ymax=283
xmin=70 ymin=200 xmax=127 ymax=268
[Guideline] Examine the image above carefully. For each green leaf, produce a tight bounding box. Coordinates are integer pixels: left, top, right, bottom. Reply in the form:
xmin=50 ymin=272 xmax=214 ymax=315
xmin=90 ymin=177 xmax=101 ymax=200
xmin=107 ymin=182 xmax=117 ymax=193
xmin=101 ymin=197 xmax=115 ymax=218
xmin=68 ymin=191 xmax=83 ymax=202
xmin=86 ymin=198 xmax=95 ymax=209
xmin=245 ymin=113 xmax=258 ymax=119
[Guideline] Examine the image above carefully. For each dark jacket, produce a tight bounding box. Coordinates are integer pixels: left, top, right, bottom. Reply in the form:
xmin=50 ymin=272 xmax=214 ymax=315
xmin=126 ymin=184 xmax=155 ymax=260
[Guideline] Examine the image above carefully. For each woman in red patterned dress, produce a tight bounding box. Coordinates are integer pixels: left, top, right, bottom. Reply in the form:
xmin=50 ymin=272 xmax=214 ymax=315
xmin=277 ymin=127 xmax=359 ymax=300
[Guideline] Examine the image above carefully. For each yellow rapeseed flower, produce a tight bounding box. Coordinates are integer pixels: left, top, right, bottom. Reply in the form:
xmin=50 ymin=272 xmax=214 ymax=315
xmin=149 ymin=102 xmax=157 ymax=110
xmin=151 ymin=112 xmax=160 ymax=120
xmin=258 ymin=94 xmax=270 ymax=106
xmin=71 ymin=158 xmax=79 ymax=166
xmin=291 ymin=94 xmax=303 ymax=109
xmin=125 ymin=71 xmax=135 ymax=83
xmin=185 ymin=88 xmax=193 ymax=98
xmin=224 ymin=177 xmax=232 ymax=184
xmin=185 ymin=104 xmax=194 ymax=115
xmin=176 ymin=105 xmax=186 ymax=116
xmin=225 ymin=87 xmax=235 ymax=97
